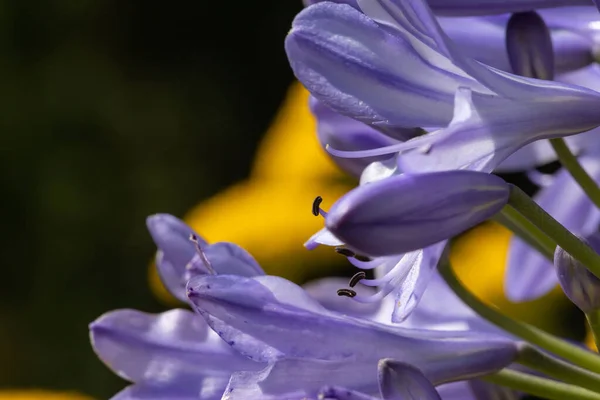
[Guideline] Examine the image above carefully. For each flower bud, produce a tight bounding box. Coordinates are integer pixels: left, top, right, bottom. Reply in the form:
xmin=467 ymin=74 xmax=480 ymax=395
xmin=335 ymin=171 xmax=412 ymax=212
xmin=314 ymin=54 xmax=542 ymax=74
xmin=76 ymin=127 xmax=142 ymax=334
xmin=506 ymin=11 xmax=554 ymax=80
xmin=555 ymin=238 xmax=600 ymax=313
xmin=325 ymin=171 xmax=510 ymax=256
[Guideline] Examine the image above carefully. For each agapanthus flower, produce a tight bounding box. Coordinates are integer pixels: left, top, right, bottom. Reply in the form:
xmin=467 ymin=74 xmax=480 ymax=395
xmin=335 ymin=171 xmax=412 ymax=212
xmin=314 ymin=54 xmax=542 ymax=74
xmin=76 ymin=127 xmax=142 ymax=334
xmin=91 ymin=214 xmax=520 ymax=399
xmin=285 ymin=1 xmax=600 ymax=174
xmin=306 ymin=167 xmax=508 ymax=319
xmin=188 ymin=272 xmax=519 ymax=399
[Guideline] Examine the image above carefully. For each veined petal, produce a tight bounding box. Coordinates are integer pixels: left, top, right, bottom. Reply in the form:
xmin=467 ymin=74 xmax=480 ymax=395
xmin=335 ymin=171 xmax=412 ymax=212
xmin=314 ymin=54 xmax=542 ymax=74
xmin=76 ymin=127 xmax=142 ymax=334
xmin=147 ymin=214 xmax=204 ymax=301
xmin=224 ymin=359 xmax=379 ymax=400
xmin=89 ymin=308 xmax=262 ymax=387
xmin=440 ymin=16 xmax=592 ymax=74
xmin=325 ymin=170 xmax=509 ymax=256
xmin=319 ymin=386 xmax=379 ymax=400
xmin=396 ymin=87 xmax=600 ymax=173
xmin=111 ymin=381 xmax=219 ymax=400
xmin=303 ymin=277 xmax=380 ymax=316
xmin=285 ymin=3 xmax=480 ymax=129
xmin=506 ymin=158 xmax=600 ymax=301
xmin=426 ymin=0 xmax=590 ymax=16
xmin=188 ymin=274 xmax=518 ymax=383
xmin=390 ymin=242 xmax=446 ymax=322
xmin=190 ymin=242 xmax=264 ymax=277
xmin=311 ymin=97 xmax=402 ymax=176
xmin=378 ymin=360 xmax=440 ymax=400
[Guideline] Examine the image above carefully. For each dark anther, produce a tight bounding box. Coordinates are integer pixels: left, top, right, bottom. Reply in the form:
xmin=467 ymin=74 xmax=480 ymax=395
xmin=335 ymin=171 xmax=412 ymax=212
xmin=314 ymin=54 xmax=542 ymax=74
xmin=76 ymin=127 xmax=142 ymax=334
xmin=337 ymin=288 xmax=357 ymax=298
xmin=335 ymin=247 xmax=356 ymax=257
xmin=189 ymin=234 xmax=200 ymax=244
xmin=353 ymin=254 xmax=372 ymax=262
xmin=312 ymin=196 xmax=323 ymax=216
xmin=348 ymin=271 xmax=366 ymax=288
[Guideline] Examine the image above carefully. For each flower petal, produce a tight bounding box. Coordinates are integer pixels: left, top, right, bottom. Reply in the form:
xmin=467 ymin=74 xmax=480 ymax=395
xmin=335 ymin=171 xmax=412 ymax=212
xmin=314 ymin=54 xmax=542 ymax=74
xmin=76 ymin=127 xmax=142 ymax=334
xmin=188 ymin=274 xmax=518 ymax=382
xmin=425 ymin=0 xmax=589 ymax=16
xmin=378 ymin=360 xmax=441 ymax=400
xmin=111 ymin=382 xmax=217 ymax=400
xmin=311 ymin=97 xmax=403 ymax=176
xmin=197 ymin=242 xmax=264 ymax=277
xmin=89 ymin=308 xmax=262 ymax=387
xmin=319 ymin=386 xmax=379 ymax=400
xmin=506 ymin=159 xmax=600 ymax=301
xmin=147 ymin=214 xmax=204 ymax=301
xmin=305 ymin=227 xmax=345 ymax=250
xmin=302 ymin=277 xmax=380 ymax=316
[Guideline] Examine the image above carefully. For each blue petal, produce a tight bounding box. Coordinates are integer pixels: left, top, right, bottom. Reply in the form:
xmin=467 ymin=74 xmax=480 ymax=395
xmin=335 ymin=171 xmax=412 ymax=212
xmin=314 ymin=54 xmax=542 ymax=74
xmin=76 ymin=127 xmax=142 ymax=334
xmin=468 ymin=380 xmax=520 ymax=400
xmin=188 ymin=274 xmax=518 ymax=383
xmin=89 ymin=308 xmax=262 ymax=389
xmin=506 ymin=158 xmax=600 ymax=301
xmin=378 ymin=360 xmax=441 ymax=400
xmin=325 ymin=170 xmax=509 ymax=256
xmin=147 ymin=214 xmax=204 ymax=301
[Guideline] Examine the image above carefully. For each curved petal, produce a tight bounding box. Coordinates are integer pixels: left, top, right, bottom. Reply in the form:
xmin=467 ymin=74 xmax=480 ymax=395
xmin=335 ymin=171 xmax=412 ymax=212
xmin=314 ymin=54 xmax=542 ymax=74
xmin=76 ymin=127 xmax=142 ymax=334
xmin=285 ymin=3 xmax=483 ymax=130
xmin=111 ymin=382 xmax=219 ymax=400
xmin=89 ymin=308 xmax=262 ymax=387
xmin=191 ymin=242 xmax=264 ymax=277
xmin=390 ymin=242 xmax=446 ymax=322
xmin=319 ymin=386 xmax=379 ymax=400
xmin=426 ymin=0 xmax=590 ymax=16
xmin=302 ymin=277 xmax=380 ymax=316
xmin=147 ymin=214 xmax=204 ymax=301
xmin=506 ymin=158 xmax=600 ymax=301
xmin=188 ymin=274 xmax=518 ymax=382
xmin=311 ymin=97 xmax=404 ymax=177
xmin=305 ymin=227 xmax=345 ymax=250
xmin=378 ymin=360 xmax=441 ymax=400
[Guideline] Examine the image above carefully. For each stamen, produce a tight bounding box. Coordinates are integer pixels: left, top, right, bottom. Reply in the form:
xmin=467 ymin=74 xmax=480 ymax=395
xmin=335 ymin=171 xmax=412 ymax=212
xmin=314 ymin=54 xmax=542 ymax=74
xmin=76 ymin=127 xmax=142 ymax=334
xmin=348 ymin=271 xmax=366 ymax=288
xmin=353 ymin=254 xmax=372 ymax=262
xmin=337 ymin=288 xmax=357 ymax=298
xmin=325 ymin=134 xmax=437 ymax=159
xmin=335 ymin=247 xmax=356 ymax=257
xmin=312 ymin=196 xmax=323 ymax=216
xmin=189 ymin=234 xmax=216 ymax=275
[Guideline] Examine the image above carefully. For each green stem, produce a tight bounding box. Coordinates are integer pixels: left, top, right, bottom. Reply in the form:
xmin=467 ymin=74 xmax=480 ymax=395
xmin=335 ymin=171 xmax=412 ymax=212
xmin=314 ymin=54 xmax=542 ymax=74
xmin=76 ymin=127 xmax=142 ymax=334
xmin=484 ymin=369 xmax=600 ymax=400
xmin=438 ymin=259 xmax=600 ymax=373
xmin=550 ymin=138 xmax=600 ymax=209
xmin=508 ymin=185 xmax=600 ymax=278
xmin=587 ymin=310 xmax=600 ymax=352
xmin=494 ymin=205 xmax=555 ymax=260
xmin=518 ymin=345 xmax=600 ymax=393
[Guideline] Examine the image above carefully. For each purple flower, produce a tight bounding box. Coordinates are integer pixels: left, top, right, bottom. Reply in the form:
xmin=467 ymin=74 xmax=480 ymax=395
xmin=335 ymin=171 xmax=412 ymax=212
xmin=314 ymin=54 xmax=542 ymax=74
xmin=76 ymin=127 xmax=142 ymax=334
xmin=285 ymin=1 xmax=600 ymax=173
xmin=311 ymin=96 xmax=403 ymax=177
xmin=325 ymin=170 xmax=509 ymax=256
xmin=556 ymin=235 xmax=600 ymax=313
xmin=187 ymin=273 xmax=519 ymax=399
xmin=146 ymin=214 xmax=264 ymax=301
xmin=303 ymin=0 xmax=589 ymax=16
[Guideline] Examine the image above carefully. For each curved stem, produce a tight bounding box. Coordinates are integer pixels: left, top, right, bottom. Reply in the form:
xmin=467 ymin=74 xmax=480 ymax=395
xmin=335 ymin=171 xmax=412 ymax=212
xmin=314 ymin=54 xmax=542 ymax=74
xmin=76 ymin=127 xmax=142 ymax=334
xmin=550 ymin=138 xmax=600 ymax=209
xmin=518 ymin=345 xmax=600 ymax=393
xmin=484 ymin=369 xmax=600 ymax=400
xmin=494 ymin=205 xmax=555 ymax=260
xmin=438 ymin=259 xmax=600 ymax=373
xmin=508 ymin=185 xmax=600 ymax=278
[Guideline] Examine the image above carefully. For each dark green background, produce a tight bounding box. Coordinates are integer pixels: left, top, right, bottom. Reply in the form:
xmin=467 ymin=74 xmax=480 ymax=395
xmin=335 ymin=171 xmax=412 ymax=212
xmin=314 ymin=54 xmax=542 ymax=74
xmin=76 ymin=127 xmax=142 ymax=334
xmin=0 ymin=1 xmax=301 ymax=398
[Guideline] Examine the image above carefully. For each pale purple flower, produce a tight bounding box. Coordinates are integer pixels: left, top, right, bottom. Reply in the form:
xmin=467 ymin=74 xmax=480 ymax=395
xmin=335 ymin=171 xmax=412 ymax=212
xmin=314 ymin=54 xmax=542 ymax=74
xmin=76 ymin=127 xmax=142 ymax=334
xmin=187 ymin=273 xmax=520 ymax=399
xmin=556 ymin=235 xmax=600 ymax=313
xmin=285 ymin=1 xmax=600 ymax=174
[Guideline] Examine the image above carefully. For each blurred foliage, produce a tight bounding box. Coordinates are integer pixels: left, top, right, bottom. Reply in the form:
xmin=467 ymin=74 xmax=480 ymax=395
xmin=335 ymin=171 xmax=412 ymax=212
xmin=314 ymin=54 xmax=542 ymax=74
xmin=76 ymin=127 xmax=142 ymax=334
xmin=0 ymin=0 xmax=301 ymax=398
